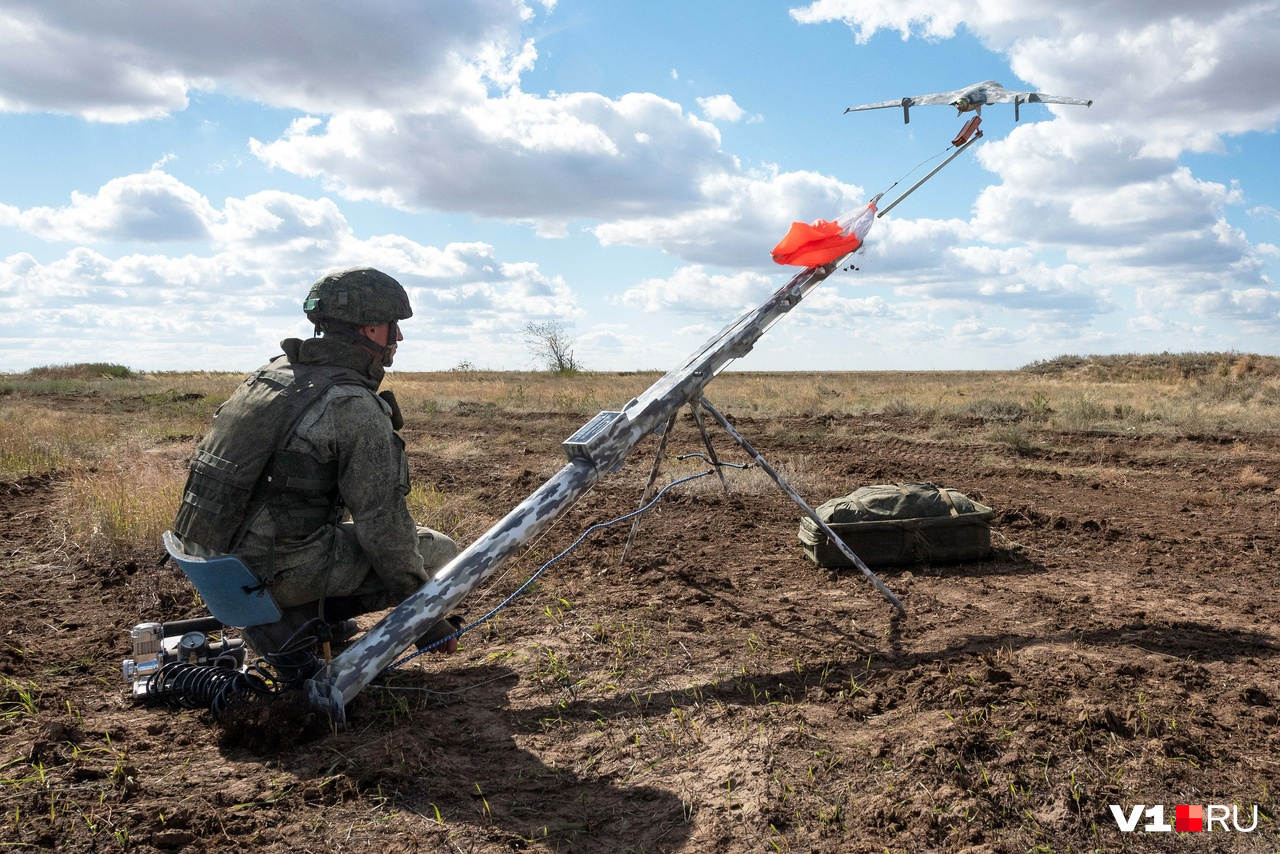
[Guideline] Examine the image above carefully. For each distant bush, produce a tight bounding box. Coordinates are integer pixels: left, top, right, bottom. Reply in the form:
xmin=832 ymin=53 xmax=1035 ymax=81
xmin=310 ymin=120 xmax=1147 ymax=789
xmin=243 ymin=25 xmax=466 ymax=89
xmin=23 ymin=363 xmax=139 ymax=381
xmin=1020 ymin=352 xmax=1280 ymax=382
xmin=1022 ymin=354 xmax=1089 ymax=375
xmin=966 ymin=399 xmax=1027 ymax=422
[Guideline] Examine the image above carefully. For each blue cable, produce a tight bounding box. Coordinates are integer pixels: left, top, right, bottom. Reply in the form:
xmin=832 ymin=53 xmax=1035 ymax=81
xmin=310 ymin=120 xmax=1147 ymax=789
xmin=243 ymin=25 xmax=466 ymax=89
xmin=387 ymin=467 xmax=717 ymax=670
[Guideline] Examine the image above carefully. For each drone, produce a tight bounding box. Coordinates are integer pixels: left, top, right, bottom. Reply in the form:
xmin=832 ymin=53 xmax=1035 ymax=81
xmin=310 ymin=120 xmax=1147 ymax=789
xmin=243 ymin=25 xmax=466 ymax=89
xmin=846 ymin=79 xmax=1093 ymax=124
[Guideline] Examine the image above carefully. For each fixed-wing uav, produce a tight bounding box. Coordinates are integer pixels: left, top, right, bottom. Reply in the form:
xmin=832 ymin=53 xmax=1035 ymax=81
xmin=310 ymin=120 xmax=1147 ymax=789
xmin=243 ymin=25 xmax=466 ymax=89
xmin=845 ymin=79 xmax=1092 ymax=124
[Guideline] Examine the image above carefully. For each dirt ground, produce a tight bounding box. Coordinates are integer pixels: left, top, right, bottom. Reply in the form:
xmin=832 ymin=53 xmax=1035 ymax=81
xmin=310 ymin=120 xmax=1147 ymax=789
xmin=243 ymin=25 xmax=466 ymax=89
xmin=2 ymin=403 xmax=1279 ymax=852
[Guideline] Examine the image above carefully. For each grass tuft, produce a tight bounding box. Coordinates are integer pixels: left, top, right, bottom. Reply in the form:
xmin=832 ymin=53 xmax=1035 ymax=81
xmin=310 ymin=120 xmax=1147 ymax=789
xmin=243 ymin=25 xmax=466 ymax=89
xmin=0 ymin=405 xmax=117 ymax=479
xmin=63 ymin=451 xmax=183 ymax=556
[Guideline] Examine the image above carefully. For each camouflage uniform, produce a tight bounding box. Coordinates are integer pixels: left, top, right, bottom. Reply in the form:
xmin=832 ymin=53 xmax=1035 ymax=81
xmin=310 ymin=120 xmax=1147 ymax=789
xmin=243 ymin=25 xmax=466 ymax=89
xmin=174 ymin=268 xmax=457 ymax=654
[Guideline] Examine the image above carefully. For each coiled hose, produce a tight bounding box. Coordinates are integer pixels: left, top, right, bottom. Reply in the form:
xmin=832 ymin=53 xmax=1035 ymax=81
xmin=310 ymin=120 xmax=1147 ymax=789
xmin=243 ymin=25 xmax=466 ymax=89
xmin=141 ymin=624 xmax=323 ymax=721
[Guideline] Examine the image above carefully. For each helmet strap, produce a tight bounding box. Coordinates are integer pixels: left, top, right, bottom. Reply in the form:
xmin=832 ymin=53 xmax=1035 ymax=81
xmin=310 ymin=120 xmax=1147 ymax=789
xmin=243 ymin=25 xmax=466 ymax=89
xmin=378 ymin=320 xmax=399 ymax=367
xmin=319 ymin=320 xmax=397 ymax=367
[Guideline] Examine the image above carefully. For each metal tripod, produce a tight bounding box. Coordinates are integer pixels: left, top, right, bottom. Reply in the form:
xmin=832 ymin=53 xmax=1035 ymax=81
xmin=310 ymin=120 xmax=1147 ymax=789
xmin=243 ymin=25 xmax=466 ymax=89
xmin=619 ymin=395 xmax=904 ymax=614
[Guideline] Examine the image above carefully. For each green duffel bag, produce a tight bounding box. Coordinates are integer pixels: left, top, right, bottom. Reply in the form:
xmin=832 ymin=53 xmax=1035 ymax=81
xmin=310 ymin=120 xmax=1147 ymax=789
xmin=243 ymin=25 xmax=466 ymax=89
xmin=799 ymin=482 xmax=995 ymax=568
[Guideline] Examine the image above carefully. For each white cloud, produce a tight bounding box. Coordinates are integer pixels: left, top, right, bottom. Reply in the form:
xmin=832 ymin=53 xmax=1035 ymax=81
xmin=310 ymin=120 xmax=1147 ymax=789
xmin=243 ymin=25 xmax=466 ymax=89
xmin=0 ymin=3 xmax=837 ymax=254
xmin=940 ymin=248 xmax=1115 ymax=318
xmin=216 ymin=191 xmax=349 ymax=250
xmin=0 ymin=173 xmax=582 ymax=370
xmin=848 ymin=222 xmax=1117 ymax=320
xmin=697 ymin=94 xmax=745 ymax=123
xmin=250 ymin=92 xmax=731 ymax=230
xmin=801 ymin=289 xmax=899 ymax=322
xmin=675 ymin=322 xmax=716 ymax=338
xmin=577 ymin=325 xmax=648 ymax=358
xmin=943 ymin=319 xmax=1114 ymax=355
xmin=594 ymin=170 xmax=867 ymax=267
xmin=1249 ymin=206 xmax=1280 ymax=223
xmin=0 ymin=2 xmax=1277 ymax=369
xmin=792 ymin=0 xmax=1280 ymax=336
xmin=792 ymin=1 xmax=1280 ymax=156
xmin=0 ymin=0 xmax=537 ymax=120
xmin=1190 ymin=287 xmax=1280 ymax=326
xmin=619 ymin=265 xmax=777 ymax=314
xmin=10 ymin=170 xmax=220 ymax=243
xmin=697 ymin=93 xmax=762 ymax=125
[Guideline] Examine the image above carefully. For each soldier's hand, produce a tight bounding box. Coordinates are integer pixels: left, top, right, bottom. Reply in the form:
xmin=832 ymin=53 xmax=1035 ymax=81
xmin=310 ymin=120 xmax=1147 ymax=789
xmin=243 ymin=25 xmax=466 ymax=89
xmin=415 ymin=615 xmax=463 ymax=654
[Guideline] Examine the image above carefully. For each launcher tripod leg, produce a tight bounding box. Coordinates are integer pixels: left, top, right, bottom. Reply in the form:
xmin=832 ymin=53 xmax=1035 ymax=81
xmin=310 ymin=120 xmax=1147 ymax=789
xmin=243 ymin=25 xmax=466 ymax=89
xmin=698 ymin=396 xmax=906 ymax=614
xmin=690 ymin=400 xmax=729 ymax=494
xmin=619 ymin=410 xmax=680 ymax=564
xmin=619 ymin=398 xmax=734 ymax=564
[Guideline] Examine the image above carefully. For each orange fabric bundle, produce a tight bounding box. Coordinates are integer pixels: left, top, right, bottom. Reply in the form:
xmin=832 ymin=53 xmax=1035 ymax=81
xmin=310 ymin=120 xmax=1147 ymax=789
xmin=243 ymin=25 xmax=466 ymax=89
xmin=770 ymin=219 xmax=865 ymax=267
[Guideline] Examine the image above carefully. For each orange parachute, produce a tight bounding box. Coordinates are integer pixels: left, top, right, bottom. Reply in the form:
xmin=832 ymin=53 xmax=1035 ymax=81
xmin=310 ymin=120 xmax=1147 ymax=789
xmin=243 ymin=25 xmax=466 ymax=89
xmin=771 ymin=200 xmax=878 ymax=268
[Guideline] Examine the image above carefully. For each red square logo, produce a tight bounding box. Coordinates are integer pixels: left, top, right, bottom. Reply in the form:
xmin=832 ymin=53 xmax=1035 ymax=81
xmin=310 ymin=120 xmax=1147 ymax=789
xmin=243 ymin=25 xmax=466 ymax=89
xmin=1175 ymin=804 xmax=1203 ymax=832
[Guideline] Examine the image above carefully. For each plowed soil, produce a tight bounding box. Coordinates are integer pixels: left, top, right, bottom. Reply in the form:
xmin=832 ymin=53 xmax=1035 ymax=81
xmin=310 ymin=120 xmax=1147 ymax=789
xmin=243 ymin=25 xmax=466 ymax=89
xmin=2 ymin=405 xmax=1278 ymax=852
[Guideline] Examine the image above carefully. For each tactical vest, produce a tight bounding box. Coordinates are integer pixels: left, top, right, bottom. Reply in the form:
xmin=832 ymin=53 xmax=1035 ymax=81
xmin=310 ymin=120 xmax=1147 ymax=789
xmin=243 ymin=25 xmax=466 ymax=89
xmin=172 ymin=355 xmax=377 ymax=552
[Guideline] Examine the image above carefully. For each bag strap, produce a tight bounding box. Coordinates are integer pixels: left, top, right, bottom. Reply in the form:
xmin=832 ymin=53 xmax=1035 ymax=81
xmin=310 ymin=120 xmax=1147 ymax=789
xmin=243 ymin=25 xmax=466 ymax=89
xmin=936 ymin=486 xmax=960 ymax=517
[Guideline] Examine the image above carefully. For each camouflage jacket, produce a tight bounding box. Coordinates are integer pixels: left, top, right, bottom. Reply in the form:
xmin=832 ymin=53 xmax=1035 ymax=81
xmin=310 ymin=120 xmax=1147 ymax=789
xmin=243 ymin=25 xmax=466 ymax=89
xmin=180 ymin=337 xmax=427 ymax=600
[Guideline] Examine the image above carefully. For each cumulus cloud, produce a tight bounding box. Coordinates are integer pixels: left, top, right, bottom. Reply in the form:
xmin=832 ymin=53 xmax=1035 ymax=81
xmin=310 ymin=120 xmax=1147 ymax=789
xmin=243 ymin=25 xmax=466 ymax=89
xmin=0 ymin=172 xmax=582 ymax=370
xmin=216 ymin=191 xmax=350 ymax=251
xmin=594 ymin=170 xmax=867 ymax=268
xmin=1 ymin=2 xmax=1277 ymax=367
xmin=801 ymin=289 xmax=899 ymax=322
xmin=0 ymin=0 xmax=534 ymax=120
xmin=250 ymin=92 xmax=731 ymax=228
xmin=9 ymin=170 xmax=220 ymax=243
xmin=697 ymin=94 xmax=745 ymax=122
xmin=791 ymin=0 xmax=1279 ymax=336
xmin=0 ymin=3 xmax=850 ymax=255
xmin=1190 ymin=287 xmax=1280 ymax=325
xmin=0 ymin=2 xmax=781 ymax=248
xmin=792 ymin=0 xmax=1280 ymax=154
xmin=619 ymin=265 xmax=777 ymax=314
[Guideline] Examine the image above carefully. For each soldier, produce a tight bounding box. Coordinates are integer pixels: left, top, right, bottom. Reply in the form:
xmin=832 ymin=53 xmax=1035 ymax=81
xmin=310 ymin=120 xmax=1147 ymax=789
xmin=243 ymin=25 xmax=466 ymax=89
xmin=171 ymin=266 xmax=461 ymax=662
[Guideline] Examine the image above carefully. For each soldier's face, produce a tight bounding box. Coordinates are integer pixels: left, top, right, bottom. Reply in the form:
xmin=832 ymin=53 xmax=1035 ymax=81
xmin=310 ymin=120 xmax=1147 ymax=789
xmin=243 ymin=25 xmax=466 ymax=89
xmin=359 ymin=322 xmax=403 ymax=364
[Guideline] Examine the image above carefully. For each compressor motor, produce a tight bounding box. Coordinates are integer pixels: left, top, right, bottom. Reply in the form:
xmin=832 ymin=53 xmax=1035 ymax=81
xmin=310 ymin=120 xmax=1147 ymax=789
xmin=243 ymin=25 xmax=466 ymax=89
xmin=122 ymin=616 xmax=247 ymax=699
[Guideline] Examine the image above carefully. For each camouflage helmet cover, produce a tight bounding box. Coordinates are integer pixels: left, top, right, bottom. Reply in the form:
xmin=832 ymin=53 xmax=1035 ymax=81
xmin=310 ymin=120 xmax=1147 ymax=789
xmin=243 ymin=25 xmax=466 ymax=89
xmin=303 ymin=267 xmax=413 ymax=326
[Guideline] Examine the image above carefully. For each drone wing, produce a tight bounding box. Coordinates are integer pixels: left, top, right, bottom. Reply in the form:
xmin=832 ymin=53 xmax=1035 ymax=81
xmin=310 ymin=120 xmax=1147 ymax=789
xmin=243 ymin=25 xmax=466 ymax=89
xmin=983 ymin=85 xmax=1093 ymax=120
xmin=844 ymin=87 xmax=967 ymax=123
xmin=845 ymin=88 xmax=964 ymax=113
xmin=989 ymin=88 xmax=1093 ymax=108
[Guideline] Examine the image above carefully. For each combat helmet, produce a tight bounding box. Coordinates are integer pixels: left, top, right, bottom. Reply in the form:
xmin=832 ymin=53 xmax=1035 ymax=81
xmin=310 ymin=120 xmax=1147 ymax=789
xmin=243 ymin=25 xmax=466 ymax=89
xmin=303 ymin=267 xmax=412 ymax=327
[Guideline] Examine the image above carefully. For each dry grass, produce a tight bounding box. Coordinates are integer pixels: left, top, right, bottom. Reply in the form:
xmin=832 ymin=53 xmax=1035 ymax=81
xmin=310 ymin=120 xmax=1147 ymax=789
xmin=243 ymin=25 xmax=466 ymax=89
xmin=677 ymin=452 xmax=844 ymax=499
xmin=1022 ymin=351 xmax=1280 ymax=381
xmin=1237 ymin=465 xmax=1270 ymax=488
xmin=406 ymin=482 xmax=495 ymax=544
xmin=61 ymin=447 xmax=182 ymax=558
xmin=0 ymin=404 xmax=118 ymax=478
xmin=386 ymin=363 xmax=1280 ymax=436
xmin=5 ymin=353 xmax=1279 ymax=557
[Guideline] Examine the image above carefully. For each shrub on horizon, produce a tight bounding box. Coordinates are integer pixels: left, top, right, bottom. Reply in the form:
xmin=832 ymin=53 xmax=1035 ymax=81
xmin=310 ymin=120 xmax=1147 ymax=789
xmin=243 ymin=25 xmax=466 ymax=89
xmin=23 ymin=363 xmax=138 ymax=381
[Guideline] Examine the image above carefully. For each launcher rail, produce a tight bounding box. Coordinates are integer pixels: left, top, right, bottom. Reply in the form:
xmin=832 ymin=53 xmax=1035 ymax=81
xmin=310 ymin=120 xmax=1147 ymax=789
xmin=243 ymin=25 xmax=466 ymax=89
xmin=306 ymin=250 xmax=901 ymax=721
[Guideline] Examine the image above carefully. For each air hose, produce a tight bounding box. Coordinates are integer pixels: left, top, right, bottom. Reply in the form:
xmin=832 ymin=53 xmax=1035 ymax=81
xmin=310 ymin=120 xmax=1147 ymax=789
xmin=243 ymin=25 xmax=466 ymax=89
xmin=140 ymin=624 xmax=324 ymax=721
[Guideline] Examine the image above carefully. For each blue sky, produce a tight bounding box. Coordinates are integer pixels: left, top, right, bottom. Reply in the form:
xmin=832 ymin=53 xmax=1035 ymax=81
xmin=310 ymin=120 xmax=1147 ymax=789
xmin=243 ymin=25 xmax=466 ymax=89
xmin=0 ymin=0 xmax=1277 ymax=372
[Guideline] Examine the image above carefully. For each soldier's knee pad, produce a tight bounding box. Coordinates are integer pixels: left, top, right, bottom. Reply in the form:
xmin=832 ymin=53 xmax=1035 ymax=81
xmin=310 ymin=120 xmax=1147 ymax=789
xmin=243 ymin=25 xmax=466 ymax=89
xmin=417 ymin=527 xmax=459 ymax=570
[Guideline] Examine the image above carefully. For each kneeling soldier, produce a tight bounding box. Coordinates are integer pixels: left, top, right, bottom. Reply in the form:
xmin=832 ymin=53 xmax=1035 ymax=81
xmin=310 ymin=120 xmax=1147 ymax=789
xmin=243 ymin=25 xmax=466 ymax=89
xmin=172 ymin=266 xmax=460 ymax=659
